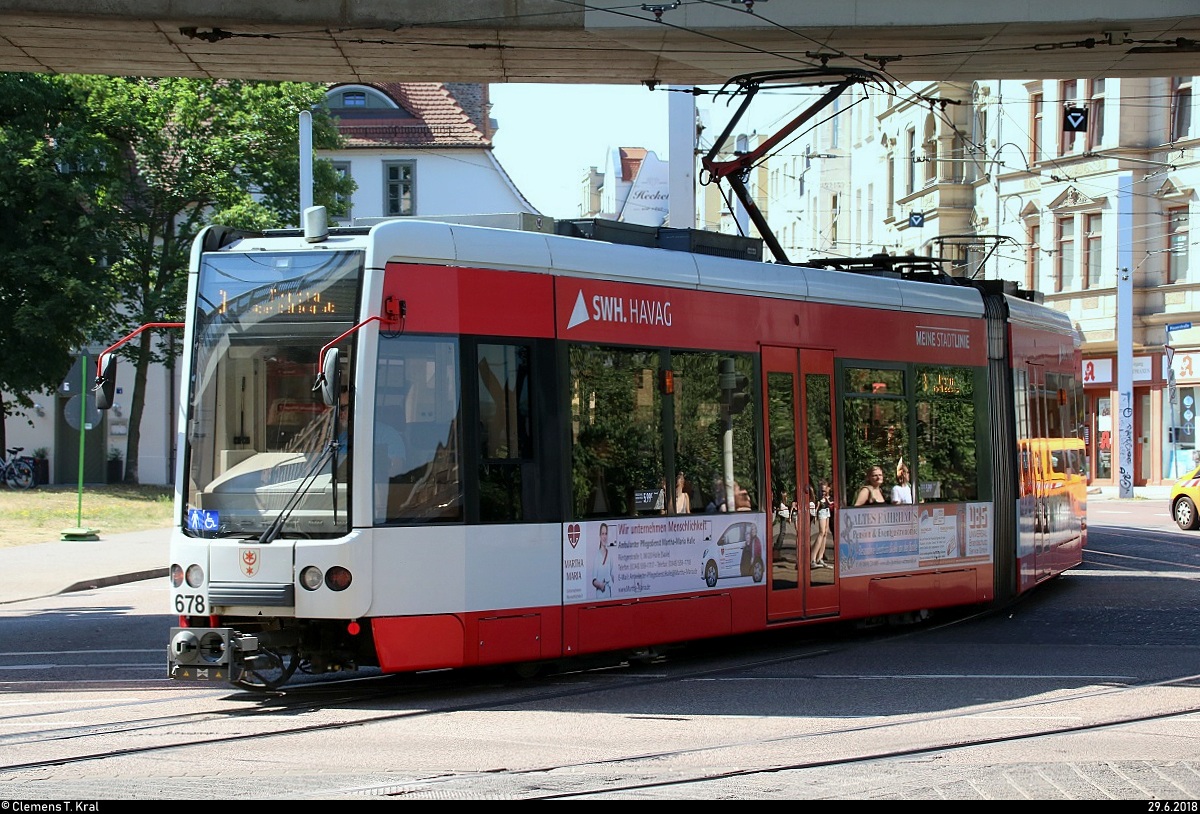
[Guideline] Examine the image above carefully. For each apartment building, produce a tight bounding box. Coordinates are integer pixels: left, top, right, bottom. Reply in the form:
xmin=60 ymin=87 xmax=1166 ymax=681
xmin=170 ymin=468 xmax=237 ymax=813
xmin=704 ymin=75 xmax=1197 ymax=488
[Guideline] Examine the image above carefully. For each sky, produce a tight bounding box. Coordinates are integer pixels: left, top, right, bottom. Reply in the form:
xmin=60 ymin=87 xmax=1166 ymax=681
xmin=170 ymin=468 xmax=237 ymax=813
xmin=487 ymin=83 xmax=808 ymax=221
xmin=488 ymin=84 xmax=674 ymax=220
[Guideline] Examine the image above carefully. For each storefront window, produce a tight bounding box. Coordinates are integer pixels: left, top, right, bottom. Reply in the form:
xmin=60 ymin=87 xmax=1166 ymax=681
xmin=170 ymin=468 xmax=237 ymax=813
xmin=1095 ymin=397 xmax=1112 ymax=480
xmin=1165 ymin=386 xmax=1199 ymax=478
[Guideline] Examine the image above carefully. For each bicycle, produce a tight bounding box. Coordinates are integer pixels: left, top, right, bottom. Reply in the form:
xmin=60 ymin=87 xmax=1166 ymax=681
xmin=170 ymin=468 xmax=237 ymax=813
xmin=1 ymin=446 xmax=37 ymax=489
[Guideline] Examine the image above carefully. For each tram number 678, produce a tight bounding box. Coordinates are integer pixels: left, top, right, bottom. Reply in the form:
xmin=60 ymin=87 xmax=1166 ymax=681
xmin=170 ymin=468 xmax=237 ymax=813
xmin=175 ymin=593 xmax=206 ymax=614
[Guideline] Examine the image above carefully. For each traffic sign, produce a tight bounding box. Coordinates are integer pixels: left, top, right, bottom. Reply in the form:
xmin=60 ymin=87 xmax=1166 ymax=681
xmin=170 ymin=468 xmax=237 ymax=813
xmin=1167 ymin=321 xmax=1192 ymax=332
xmin=1063 ymin=107 xmax=1088 ymax=132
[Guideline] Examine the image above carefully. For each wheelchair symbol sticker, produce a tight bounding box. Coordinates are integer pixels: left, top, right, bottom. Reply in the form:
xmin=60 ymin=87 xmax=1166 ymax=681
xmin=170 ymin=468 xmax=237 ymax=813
xmin=188 ymin=509 xmax=219 ymax=531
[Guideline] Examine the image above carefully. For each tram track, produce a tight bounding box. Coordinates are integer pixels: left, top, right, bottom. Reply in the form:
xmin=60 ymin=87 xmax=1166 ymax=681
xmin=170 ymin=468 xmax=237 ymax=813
xmin=4 ymin=543 xmax=1198 ymax=798
xmin=524 ymin=704 xmax=1200 ymax=800
xmin=5 ymin=591 xmax=1193 ymax=783
xmin=9 ymin=638 xmax=1189 ymax=800
xmin=1083 ymin=524 xmax=1200 ymax=573
xmin=0 ymin=608 xmax=988 ymax=775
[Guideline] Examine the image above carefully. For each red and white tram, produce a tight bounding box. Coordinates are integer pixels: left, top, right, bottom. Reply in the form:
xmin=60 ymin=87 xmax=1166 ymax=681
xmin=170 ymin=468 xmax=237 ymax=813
xmin=122 ymin=209 xmax=1084 ymax=689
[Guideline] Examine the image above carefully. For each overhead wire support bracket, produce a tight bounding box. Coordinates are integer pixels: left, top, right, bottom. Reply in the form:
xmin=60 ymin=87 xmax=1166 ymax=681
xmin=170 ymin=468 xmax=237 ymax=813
xmin=701 ymin=68 xmax=889 ymax=266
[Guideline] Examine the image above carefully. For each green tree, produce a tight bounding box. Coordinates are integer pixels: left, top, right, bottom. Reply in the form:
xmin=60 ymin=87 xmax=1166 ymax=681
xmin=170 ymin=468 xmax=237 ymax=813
xmin=72 ymin=77 xmax=353 ymax=483
xmin=0 ymin=74 xmax=115 ymax=451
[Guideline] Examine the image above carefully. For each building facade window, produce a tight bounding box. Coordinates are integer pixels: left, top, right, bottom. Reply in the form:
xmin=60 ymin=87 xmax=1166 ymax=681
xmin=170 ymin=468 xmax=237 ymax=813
xmin=1087 ymin=78 xmax=1105 ymax=149
xmin=949 ymin=133 xmax=965 ymax=183
xmin=902 ymin=129 xmax=912 ymax=195
xmin=905 ymin=129 xmax=916 ymax=195
xmin=1027 ymin=222 xmax=1041 ymax=291
xmin=384 ymin=161 xmax=415 ymax=217
xmin=886 ymin=155 xmax=895 ymax=219
xmin=1168 ymin=206 xmax=1190 ymax=284
xmin=867 ymin=183 xmax=875 ymax=245
xmin=1030 ymin=91 xmax=1044 ymax=163
xmin=1055 ymin=215 xmax=1075 ymax=292
xmin=830 ymin=96 xmax=841 ymax=148
xmin=829 ymin=194 xmax=839 ymax=248
xmin=922 ymin=115 xmax=937 ymax=186
xmin=1060 ymin=80 xmax=1079 ymax=154
xmin=1083 ymin=213 xmax=1102 ymax=289
xmin=854 ymin=188 xmax=862 ymax=245
xmin=970 ymin=104 xmax=987 ymax=184
xmin=1171 ymin=76 xmax=1193 ymax=143
xmin=341 ymin=91 xmax=366 ymax=107
xmin=332 ymin=161 xmax=352 ymax=224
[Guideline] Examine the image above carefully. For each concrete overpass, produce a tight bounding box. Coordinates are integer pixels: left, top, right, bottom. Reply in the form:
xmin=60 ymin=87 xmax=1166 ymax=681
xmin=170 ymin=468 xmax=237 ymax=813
xmin=1 ymin=1 xmax=1198 ymax=85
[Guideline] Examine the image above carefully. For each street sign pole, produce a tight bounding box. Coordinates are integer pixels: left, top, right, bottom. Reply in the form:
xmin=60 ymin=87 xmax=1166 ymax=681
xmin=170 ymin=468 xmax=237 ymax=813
xmin=62 ymin=352 xmax=99 ymax=541
xmin=1166 ymin=345 xmax=1180 ymax=476
xmin=1117 ymin=173 xmax=1134 ymax=498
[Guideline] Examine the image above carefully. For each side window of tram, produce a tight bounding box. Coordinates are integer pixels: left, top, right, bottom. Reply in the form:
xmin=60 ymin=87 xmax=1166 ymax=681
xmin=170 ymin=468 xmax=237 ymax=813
xmin=569 ymin=345 xmax=664 ymax=519
xmin=477 ymin=343 xmax=532 ymax=522
xmin=842 ymin=367 xmax=908 ymax=500
xmin=374 ymin=336 xmax=463 ymax=524
xmin=673 ymin=351 xmax=758 ymax=515
xmin=840 ymin=364 xmax=978 ymax=502
xmin=915 ymin=365 xmax=978 ymax=501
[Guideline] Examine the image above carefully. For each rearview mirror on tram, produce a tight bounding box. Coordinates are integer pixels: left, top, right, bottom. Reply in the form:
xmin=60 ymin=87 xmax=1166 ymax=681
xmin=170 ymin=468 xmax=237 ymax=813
xmin=94 ymin=353 xmax=117 ymax=410
xmin=316 ymin=347 xmax=340 ymax=407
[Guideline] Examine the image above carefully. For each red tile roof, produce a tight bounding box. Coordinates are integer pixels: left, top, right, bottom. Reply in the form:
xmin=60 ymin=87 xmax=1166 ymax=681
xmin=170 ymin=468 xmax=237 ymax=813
xmin=330 ymin=82 xmax=491 ymax=149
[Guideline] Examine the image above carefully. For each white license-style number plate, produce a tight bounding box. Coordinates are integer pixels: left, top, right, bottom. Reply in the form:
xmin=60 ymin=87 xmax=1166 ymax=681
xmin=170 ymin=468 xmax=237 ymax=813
xmin=174 ymin=592 xmax=207 ymax=614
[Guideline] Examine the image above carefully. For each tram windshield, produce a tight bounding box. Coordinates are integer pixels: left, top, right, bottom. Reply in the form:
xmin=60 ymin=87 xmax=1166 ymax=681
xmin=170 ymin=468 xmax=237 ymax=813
xmin=183 ymin=249 xmax=363 ymax=538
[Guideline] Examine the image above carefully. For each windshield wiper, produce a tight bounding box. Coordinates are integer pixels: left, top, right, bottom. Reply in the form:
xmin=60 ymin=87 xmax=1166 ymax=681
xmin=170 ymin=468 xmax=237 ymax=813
xmin=256 ymin=441 xmax=337 ymax=544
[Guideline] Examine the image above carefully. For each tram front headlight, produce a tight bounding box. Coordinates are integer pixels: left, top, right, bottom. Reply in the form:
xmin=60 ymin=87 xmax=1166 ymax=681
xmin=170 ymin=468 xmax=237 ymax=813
xmin=170 ymin=564 xmax=184 ymax=588
xmin=185 ymin=564 xmax=204 ymax=588
xmin=299 ymin=566 xmax=323 ymax=591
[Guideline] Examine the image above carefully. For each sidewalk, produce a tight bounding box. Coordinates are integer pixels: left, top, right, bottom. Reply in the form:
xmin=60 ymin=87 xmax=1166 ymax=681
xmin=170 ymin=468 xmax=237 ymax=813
xmin=0 ymin=526 xmax=170 ymax=605
xmin=0 ymin=485 xmax=1176 ymax=606
xmin=1088 ymin=484 xmax=1171 ymax=501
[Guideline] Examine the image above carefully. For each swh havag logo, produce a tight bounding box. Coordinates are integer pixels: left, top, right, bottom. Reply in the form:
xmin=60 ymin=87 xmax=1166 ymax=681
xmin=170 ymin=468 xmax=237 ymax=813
xmin=567 ymin=290 xmax=590 ymax=329
xmin=566 ymin=289 xmax=673 ymax=330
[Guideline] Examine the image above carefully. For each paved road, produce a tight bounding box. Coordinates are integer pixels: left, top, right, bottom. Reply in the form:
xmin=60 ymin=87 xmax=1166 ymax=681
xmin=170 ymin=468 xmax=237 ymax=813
xmin=1 ymin=496 xmax=1196 ymax=800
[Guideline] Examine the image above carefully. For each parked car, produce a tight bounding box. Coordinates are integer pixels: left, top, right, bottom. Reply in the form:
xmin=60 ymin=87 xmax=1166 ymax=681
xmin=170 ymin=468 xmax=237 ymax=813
xmin=1169 ymin=465 xmax=1200 ymax=530
xmin=701 ymin=520 xmax=764 ymax=587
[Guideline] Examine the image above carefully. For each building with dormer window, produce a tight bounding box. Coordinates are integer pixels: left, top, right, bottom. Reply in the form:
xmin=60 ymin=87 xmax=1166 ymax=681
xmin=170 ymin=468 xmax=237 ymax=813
xmin=321 ymin=82 xmax=539 ymax=224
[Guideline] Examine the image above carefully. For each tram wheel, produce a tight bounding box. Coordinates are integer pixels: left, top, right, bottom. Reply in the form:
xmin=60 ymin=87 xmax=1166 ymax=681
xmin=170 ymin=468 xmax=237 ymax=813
xmin=233 ymin=649 xmax=299 ymax=691
xmin=510 ymin=661 xmax=542 ymax=680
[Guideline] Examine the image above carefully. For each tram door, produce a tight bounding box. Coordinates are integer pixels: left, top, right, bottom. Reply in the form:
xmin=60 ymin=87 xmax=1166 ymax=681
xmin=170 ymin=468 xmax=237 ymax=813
xmin=1025 ymin=363 xmax=1054 ymax=583
xmin=764 ymin=347 xmax=839 ymax=620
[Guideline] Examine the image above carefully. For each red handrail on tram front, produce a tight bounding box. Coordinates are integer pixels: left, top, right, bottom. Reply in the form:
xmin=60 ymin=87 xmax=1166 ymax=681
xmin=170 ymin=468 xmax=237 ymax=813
xmin=315 ymin=296 xmax=404 ymax=376
xmin=94 ymin=322 xmax=185 ymax=380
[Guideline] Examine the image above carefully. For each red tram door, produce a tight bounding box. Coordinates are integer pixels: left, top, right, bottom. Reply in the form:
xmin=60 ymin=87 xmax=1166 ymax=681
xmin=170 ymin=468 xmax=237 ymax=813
xmin=763 ymin=346 xmax=840 ymax=620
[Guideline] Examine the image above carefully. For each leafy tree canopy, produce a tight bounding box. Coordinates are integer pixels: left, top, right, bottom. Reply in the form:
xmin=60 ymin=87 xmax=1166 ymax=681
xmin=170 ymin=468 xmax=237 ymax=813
xmin=0 ymin=74 xmax=114 ymax=445
xmin=67 ymin=76 xmax=352 ymax=482
xmin=73 ymin=77 xmax=352 ymax=347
